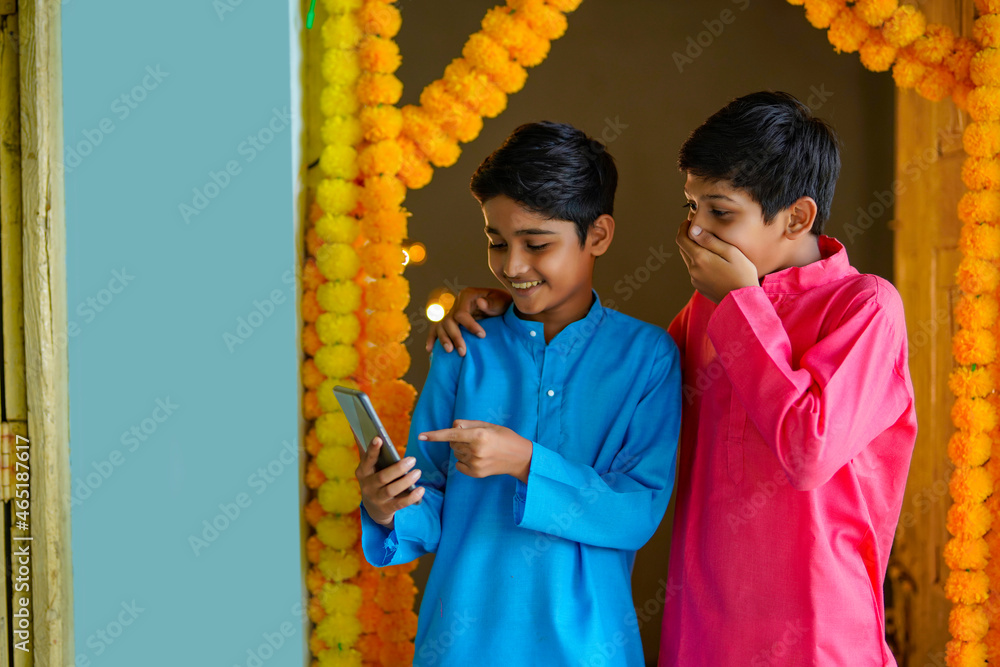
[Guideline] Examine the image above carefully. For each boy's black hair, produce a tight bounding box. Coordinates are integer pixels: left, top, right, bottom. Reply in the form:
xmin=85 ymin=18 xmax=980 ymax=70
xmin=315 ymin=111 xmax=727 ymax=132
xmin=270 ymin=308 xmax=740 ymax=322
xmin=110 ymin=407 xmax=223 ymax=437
xmin=470 ymin=121 xmax=617 ymax=245
xmin=678 ymin=91 xmax=841 ymax=235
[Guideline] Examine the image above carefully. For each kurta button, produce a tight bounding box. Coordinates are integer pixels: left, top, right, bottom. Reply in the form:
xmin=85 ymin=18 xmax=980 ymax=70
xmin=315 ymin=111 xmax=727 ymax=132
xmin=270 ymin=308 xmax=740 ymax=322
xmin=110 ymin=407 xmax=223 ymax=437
xmin=529 ymin=331 xmax=536 ymax=337
xmin=547 ymin=389 xmax=555 ymax=397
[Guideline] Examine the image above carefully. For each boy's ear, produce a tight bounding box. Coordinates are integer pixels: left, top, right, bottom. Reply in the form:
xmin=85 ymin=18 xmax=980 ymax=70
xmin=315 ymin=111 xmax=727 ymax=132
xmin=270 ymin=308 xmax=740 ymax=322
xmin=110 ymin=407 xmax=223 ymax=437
xmin=785 ymin=197 xmax=818 ymax=239
xmin=588 ymin=214 xmax=615 ymax=256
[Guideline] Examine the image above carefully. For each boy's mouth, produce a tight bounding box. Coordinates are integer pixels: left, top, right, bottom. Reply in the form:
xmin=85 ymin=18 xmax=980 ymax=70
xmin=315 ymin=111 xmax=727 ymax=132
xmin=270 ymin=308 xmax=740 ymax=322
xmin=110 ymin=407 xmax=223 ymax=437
xmin=510 ymin=279 xmax=544 ymax=290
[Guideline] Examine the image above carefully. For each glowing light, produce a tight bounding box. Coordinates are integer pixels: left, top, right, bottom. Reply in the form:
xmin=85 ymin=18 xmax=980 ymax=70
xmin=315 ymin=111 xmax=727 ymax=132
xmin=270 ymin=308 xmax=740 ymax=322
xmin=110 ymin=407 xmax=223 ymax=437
xmin=439 ymin=292 xmax=456 ymax=311
xmin=408 ymin=242 xmax=427 ymax=264
xmin=401 ymin=249 xmax=410 ymax=266
xmin=426 ymin=303 xmax=446 ymax=322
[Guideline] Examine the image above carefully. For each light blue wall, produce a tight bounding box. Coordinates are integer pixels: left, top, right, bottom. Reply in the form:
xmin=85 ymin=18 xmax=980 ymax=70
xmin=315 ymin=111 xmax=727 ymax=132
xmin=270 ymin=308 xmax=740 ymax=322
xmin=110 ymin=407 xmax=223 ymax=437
xmin=62 ymin=2 xmax=305 ymax=666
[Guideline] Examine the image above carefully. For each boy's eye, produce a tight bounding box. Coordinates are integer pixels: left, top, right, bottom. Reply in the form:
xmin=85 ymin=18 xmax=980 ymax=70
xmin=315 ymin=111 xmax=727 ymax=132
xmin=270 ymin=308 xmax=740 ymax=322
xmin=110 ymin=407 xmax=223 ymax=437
xmin=488 ymin=241 xmax=507 ymax=249
xmin=682 ymin=201 xmax=695 ymax=211
xmin=527 ymin=243 xmax=550 ymax=251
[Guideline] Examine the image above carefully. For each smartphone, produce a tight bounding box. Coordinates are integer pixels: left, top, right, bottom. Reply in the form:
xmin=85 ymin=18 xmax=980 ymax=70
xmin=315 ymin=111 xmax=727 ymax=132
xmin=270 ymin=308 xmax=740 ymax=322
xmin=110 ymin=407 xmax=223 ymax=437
xmin=332 ymin=385 xmax=419 ymax=499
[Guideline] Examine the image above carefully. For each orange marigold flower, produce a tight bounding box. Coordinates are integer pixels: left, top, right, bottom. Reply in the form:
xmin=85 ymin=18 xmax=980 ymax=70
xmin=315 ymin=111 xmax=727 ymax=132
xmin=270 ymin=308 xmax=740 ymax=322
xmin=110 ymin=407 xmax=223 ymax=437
xmin=377 ymin=609 xmax=419 ymax=643
xmin=307 ymin=535 xmax=324 ymax=564
xmin=360 ymin=175 xmax=406 ymax=213
xmin=947 ymin=501 xmax=993 ymax=538
xmin=859 ymin=30 xmax=898 ymax=72
xmin=304 ymin=323 xmax=323 ymax=357
xmin=545 ymin=0 xmax=583 ymax=11
xmin=303 ymin=289 xmax=323 ymax=323
xmin=379 ymin=641 xmax=415 ymax=666
xmin=305 ymin=498 xmax=327 ymax=527
xmin=975 ymin=14 xmax=1000 ymax=49
xmin=462 ymin=33 xmax=528 ymax=94
xmin=953 ymin=80 xmax=976 ymax=112
xmin=366 ymin=275 xmax=411 ymax=311
xmin=882 ymin=5 xmax=926 ymax=48
xmin=956 ymin=293 xmax=1000 ymax=330
xmin=359 ymin=105 xmax=403 ymax=142
xmin=443 ymin=58 xmax=508 ymax=118
xmin=374 ymin=574 xmax=418 ymax=612
xmin=510 ymin=0 xmax=568 ymax=40
xmin=306 ymin=566 xmax=327 ymax=595
xmin=358 ymin=2 xmax=401 ymax=38
xmin=358 ymin=140 xmax=404 ymax=178
xmin=951 ymin=605 xmax=990 ymax=643
xmin=306 ymin=427 xmax=323 ymax=456
xmin=356 ymin=72 xmax=403 ymax=107
xmin=804 ymin=0 xmax=845 ymax=30
xmin=360 ymin=242 xmax=406 ymax=278
xmin=952 ymin=396 xmax=1000 ymax=433
xmin=309 ymin=631 xmax=328 ymax=658
xmin=952 ymin=327 xmax=998 ymax=366
xmin=359 ymin=35 xmax=401 ymax=74
xmin=355 ymin=633 xmax=383 ymax=662
xmin=366 ymin=310 xmax=411 ymax=346
xmin=976 ymin=0 xmax=1000 ymax=13
xmin=306 ymin=461 xmax=328 ymax=489
xmin=944 ymin=537 xmax=990 ymax=571
xmin=946 ymin=38 xmax=980 ymax=82
xmin=420 ymin=80 xmax=485 ymax=143
xmin=828 ymin=8 xmax=870 ymax=54
xmin=482 ymin=7 xmax=552 ymax=66
xmin=396 ymin=138 xmax=434 ymax=190
xmin=360 ymin=206 xmax=409 ymax=244
xmin=969 ymin=85 xmax=1000 ymax=123
xmin=401 ymin=105 xmax=461 ymax=168
xmin=306 ymin=228 xmax=325 ymax=259
xmin=303 ymin=390 xmax=323 ymax=420
xmin=972 ymin=48 xmax=1000 ymax=88
xmin=949 ymin=366 xmax=995 ymax=401
xmin=960 ymin=222 xmax=1000 ymax=260
xmin=950 ymin=464 xmax=995 ymax=505
xmin=945 ymin=569 xmax=991 ymax=605
xmin=361 ymin=341 xmax=410 ymax=382
xmin=892 ymin=47 xmax=926 ymax=88
xmin=963 ymin=156 xmax=1000 ymax=190
xmin=854 ymin=0 xmax=897 ymax=27
xmin=958 ymin=190 xmax=1000 ymax=224
xmin=963 ymin=122 xmax=1000 ymax=158
xmin=945 ymin=638 xmax=988 ymax=667
xmin=308 ymin=597 xmax=326 ymax=624
xmin=303 ymin=358 xmax=326 ymax=390
xmin=304 ymin=258 xmax=328 ymax=291
xmin=370 ymin=379 xmax=418 ymax=417
xmin=912 ymin=24 xmax=954 ymax=65
xmin=916 ymin=66 xmax=955 ymax=101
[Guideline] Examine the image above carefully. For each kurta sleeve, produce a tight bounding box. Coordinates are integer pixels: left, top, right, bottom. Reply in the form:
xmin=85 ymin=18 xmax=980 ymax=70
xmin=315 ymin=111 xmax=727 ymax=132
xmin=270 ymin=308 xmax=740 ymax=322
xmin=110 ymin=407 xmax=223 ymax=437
xmin=360 ymin=341 xmax=459 ymax=566
xmin=707 ymin=283 xmax=912 ymax=491
xmin=511 ymin=335 xmax=681 ymax=550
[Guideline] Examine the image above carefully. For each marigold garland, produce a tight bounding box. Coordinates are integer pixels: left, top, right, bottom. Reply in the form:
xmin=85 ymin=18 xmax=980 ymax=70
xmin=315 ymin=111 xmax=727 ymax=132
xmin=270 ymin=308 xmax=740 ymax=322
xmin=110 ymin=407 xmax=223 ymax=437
xmin=303 ymin=2 xmax=580 ymax=664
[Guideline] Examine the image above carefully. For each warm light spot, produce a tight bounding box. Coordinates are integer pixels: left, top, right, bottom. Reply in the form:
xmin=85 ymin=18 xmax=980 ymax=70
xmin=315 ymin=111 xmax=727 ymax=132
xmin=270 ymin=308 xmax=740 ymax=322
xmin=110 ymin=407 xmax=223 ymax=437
xmin=408 ymin=242 xmax=427 ymax=264
xmin=402 ymin=249 xmax=410 ymax=266
xmin=439 ymin=292 xmax=456 ymax=311
xmin=426 ymin=303 xmax=446 ymax=322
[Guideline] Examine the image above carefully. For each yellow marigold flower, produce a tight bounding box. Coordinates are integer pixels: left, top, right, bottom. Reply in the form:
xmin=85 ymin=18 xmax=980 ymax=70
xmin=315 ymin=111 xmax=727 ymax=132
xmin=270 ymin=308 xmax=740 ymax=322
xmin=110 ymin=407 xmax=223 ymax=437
xmin=360 ymin=174 xmax=406 ymax=212
xmin=361 ymin=341 xmax=410 ymax=382
xmin=963 ymin=122 xmax=1000 ymax=158
xmin=912 ymin=23 xmax=954 ymax=65
xmin=318 ymin=378 xmax=346 ymax=414
xmin=317 ymin=444 xmax=359 ymax=480
xmin=482 ymin=7 xmax=552 ymax=66
xmin=917 ymin=66 xmax=954 ymax=102
xmin=317 ymin=279 xmax=362 ymax=313
xmin=322 ymin=13 xmax=362 ymax=50
xmin=953 ymin=81 xmax=976 ymax=112
xmin=945 ymin=569 xmax=991 ymax=605
xmin=357 ymin=72 xmax=403 ymax=106
xmin=360 ymin=206 xmax=409 ymax=244
xmin=317 ymin=179 xmax=360 ymax=216
xmin=957 ymin=256 xmax=1000 ymax=295
xmin=956 ymin=293 xmax=1000 ymax=330
xmin=358 ymin=140 xmax=404 ymax=177
xmin=321 ymin=115 xmax=363 ymax=148
xmin=319 ymin=145 xmax=359 ymax=180
xmin=320 ymin=85 xmax=360 ymax=117
xmin=948 ymin=430 xmax=992 ymax=467
xmin=321 ymin=49 xmax=361 ymax=86
xmin=892 ymin=47 xmax=926 ymax=88
xmin=366 ymin=310 xmax=411 ymax=346
xmin=510 ymin=0 xmax=568 ymax=40
xmin=828 ymin=8 xmax=871 ymax=54
xmin=315 ymin=214 xmax=359 ymax=245
xmin=951 ymin=605 xmax=990 ymax=643
xmin=854 ymin=0 xmax=897 ymax=27
xmin=950 ymin=464 xmax=995 ymax=505
xmin=316 ymin=411 xmax=356 ymax=447
xmin=960 ymin=222 xmax=1000 ymax=260
xmin=859 ymin=30 xmax=898 ymax=72
xmin=462 ymin=33 xmax=527 ymax=94
xmin=945 ymin=639 xmax=988 ymax=667
xmin=320 ymin=582 xmax=363 ymax=616
xmin=958 ymin=190 xmax=1000 ymax=224
xmin=366 ymin=275 xmax=411 ymax=311
xmin=420 ymin=80 xmax=484 ymax=143
xmin=975 ymin=14 xmax=1000 ymax=49
xmin=968 ymin=86 xmax=1000 ymax=123
xmin=945 ymin=537 xmax=990 ymax=570
xmin=443 ymin=58 xmax=508 ymax=118
xmin=358 ymin=1 xmax=401 ymax=37
xmin=545 ymin=0 xmax=583 ymax=11
xmin=361 ymin=242 xmax=406 ymax=278
xmin=972 ymin=48 xmax=1000 ymax=87
xmin=360 ymin=105 xmax=403 ymax=142
xmin=882 ymin=5 xmax=926 ymax=48
xmin=946 ymin=38 xmax=980 ymax=82
xmin=963 ymin=156 xmax=1000 ymax=191
xmin=316 ymin=312 xmax=361 ymax=346
xmin=359 ymin=35 xmax=401 ymax=74
xmin=318 ymin=549 xmax=361 ymax=582
xmin=805 ymin=0 xmax=846 ymax=30
xmin=370 ymin=378 xmax=418 ymax=417
xmin=316 ymin=514 xmax=360 ymax=550
xmin=315 ymin=343 xmax=360 ymax=377
xmin=397 ymin=143 xmax=434 ymax=189
xmin=323 ymin=0 xmax=362 ymax=13
xmin=947 ymin=501 xmax=993 ymax=538
xmin=316 ymin=243 xmax=361 ymax=282
xmin=316 ymin=614 xmax=363 ymax=651
xmin=319 ymin=478 xmax=362 ymax=514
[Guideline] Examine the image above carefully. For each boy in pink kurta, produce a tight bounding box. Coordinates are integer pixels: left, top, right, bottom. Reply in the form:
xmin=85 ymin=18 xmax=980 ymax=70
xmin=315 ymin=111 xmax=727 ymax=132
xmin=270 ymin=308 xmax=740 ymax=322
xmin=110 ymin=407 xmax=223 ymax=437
xmin=666 ymin=92 xmax=916 ymax=665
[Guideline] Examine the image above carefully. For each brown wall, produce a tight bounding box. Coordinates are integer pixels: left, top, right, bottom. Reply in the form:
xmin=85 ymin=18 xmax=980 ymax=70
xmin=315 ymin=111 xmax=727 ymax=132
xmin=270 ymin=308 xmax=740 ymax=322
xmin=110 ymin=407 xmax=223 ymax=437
xmin=394 ymin=1 xmax=894 ymax=663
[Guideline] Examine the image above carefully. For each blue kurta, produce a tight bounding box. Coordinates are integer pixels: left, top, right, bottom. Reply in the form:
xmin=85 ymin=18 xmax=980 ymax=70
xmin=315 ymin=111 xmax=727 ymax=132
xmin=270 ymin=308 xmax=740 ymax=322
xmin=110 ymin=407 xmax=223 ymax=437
xmin=361 ymin=294 xmax=681 ymax=666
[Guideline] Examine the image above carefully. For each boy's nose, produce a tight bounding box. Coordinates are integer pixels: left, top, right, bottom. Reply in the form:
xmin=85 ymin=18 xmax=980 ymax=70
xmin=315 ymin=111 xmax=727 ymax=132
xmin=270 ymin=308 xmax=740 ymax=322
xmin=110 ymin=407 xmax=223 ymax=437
xmin=504 ymin=249 xmax=530 ymax=279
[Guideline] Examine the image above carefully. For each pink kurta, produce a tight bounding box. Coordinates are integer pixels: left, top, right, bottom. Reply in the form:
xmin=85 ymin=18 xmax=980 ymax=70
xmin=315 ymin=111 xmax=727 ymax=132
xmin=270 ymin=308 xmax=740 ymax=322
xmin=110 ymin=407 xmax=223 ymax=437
xmin=660 ymin=236 xmax=916 ymax=666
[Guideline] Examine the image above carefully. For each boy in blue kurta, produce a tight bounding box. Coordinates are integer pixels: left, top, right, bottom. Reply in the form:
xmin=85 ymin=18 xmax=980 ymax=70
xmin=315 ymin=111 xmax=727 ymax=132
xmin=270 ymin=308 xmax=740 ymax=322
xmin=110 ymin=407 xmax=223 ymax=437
xmin=357 ymin=121 xmax=681 ymax=666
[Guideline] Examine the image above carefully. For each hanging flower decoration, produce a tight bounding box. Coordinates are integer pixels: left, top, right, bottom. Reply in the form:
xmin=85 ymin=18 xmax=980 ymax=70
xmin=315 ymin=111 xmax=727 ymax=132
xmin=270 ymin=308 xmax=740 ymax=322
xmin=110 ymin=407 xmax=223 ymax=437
xmin=302 ymin=1 xmax=581 ymax=665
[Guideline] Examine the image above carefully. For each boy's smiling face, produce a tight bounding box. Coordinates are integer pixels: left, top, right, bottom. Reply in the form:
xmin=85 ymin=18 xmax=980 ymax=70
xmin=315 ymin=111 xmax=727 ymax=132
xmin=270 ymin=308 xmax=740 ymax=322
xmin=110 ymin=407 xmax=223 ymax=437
xmin=683 ymin=173 xmax=790 ymax=279
xmin=483 ymin=195 xmax=609 ymax=331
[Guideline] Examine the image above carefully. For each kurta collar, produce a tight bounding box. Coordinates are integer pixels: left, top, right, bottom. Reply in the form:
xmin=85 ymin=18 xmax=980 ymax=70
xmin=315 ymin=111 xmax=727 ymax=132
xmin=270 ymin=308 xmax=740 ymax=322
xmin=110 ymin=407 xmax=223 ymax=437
xmin=502 ymin=290 xmax=605 ymax=354
xmin=759 ymin=235 xmax=856 ymax=293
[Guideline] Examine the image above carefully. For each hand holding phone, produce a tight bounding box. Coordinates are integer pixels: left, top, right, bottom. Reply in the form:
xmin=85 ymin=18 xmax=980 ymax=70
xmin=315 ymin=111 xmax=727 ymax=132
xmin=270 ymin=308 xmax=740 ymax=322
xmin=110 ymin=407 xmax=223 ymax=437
xmin=355 ymin=437 xmax=425 ymax=528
